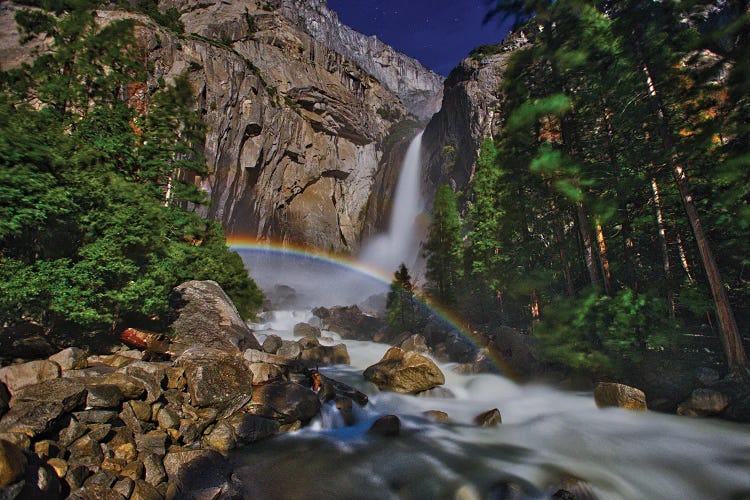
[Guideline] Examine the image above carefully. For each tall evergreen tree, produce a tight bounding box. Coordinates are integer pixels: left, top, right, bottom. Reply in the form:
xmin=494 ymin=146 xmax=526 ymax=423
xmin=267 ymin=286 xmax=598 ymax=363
xmin=424 ymin=185 xmax=463 ymax=305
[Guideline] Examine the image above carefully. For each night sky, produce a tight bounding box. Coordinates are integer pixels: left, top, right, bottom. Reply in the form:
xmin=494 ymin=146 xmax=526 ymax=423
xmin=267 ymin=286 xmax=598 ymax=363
xmin=326 ymin=0 xmax=514 ymax=77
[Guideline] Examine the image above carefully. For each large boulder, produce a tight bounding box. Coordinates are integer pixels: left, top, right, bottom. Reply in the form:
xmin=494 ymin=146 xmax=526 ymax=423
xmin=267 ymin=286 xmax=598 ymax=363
xmin=299 ymin=344 xmax=350 ymax=367
xmin=311 ymin=305 xmax=385 ymax=341
xmin=177 ymin=348 xmax=253 ymax=410
xmin=293 ymin=323 xmax=321 ymax=338
xmin=677 ymin=388 xmax=730 ymax=417
xmin=0 ymin=401 xmax=66 ymax=438
xmin=246 ymin=382 xmax=321 ymax=424
xmin=0 ymin=360 xmax=60 ymax=395
xmin=594 ymin=383 xmax=648 ymax=411
xmin=169 ymin=280 xmax=260 ymax=353
xmin=163 ymin=448 xmax=232 ymax=498
xmin=49 ymin=347 xmax=88 ymax=371
xmin=363 ymin=347 xmax=445 ymax=394
xmin=10 ymin=378 xmax=87 ymax=413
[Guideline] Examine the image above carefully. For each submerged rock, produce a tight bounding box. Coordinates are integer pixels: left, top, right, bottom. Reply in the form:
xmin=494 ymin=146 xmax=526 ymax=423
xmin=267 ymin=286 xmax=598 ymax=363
xmin=368 ymin=415 xmax=400 ymax=437
xmin=474 ymin=408 xmax=502 ymax=427
xmin=363 ymin=347 xmax=445 ymax=394
xmin=594 ymin=383 xmax=648 ymax=411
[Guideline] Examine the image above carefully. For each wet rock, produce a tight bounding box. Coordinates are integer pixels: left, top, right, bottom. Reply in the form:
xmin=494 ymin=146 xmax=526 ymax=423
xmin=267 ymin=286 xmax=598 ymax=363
xmin=247 ymin=382 xmax=321 ymax=424
xmin=363 ymin=347 xmax=445 ymax=394
xmin=293 ymin=322 xmax=321 ymax=338
xmin=415 ymin=386 xmax=455 ymax=398
xmin=312 ymin=305 xmax=385 ymax=340
xmin=297 ymin=336 xmax=320 ymax=350
xmin=163 ymin=448 xmax=232 ymax=498
xmin=85 ymin=385 xmax=124 ymax=409
xmin=49 ymin=348 xmax=88 ymax=371
xmin=399 ymin=333 xmax=430 ymax=354
xmin=677 ymin=388 xmax=730 ymax=416
xmin=594 ymin=383 xmax=648 ymax=411
xmin=169 ymin=280 xmax=261 ymax=353
xmin=0 ymin=360 xmax=60 ymax=395
xmin=474 ymin=408 xmax=502 ymax=427
xmin=424 ymin=410 xmax=450 ymax=423
xmin=227 ymin=413 xmax=279 ymax=443
xmin=10 ymin=377 xmax=86 ymax=412
xmin=334 ymin=396 xmax=355 ymax=426
xmin=368 ymin=415 xmax=400 ymax=437
xmin=179 ymin=348 xmax=253 ymax=409
xmin=262 ymin=335 xmax=283 ymax=354
xmin=299 ymin=344 xmax=350 ymax=367
xmin=315 ymin=372 xmax=368 ymax=406
xmin=0 ymin=440 xmax=27 ymax=488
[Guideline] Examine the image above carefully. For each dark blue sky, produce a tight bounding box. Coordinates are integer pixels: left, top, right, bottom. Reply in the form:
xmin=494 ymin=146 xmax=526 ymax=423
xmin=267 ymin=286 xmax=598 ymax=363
xmin=326 ymin=0 xmax=514 ymax=77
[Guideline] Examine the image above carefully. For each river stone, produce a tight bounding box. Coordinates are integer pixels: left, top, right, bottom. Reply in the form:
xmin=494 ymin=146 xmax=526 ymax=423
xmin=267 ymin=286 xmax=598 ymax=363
xmin=474 ymin=408 xmax=502 ymax=427
xmin=0 ymin=440 xmax=27 ymax=488
xmin=246 ymin=381 xmax=321 ymax=424
xmin=202 ymin=421 xmax=237 ymax=452
xmin=334 ymin=396 xmax=355 ymax=426
xmin=169 ymin=280 xmax=261 ymax=352
xmin=243 ymin=348 xmax=293 ymax=366
xmin=297 ymin=336 xmax=320 ymax=350
xmin=363 ymin=347 xmax=445 ymax=394
xmin=163 ymin=448 xmax=232 ymax=497
xmin=276 ymin=341 xmax=302 ymax=360
xmin=293 ymin=323 xmax=321 ymax=338
xmin=49 ymin=347 xmax=88 ymax=371
xmin=316 ymin=373 xmax=368 ymax=406
xmin=262 ymin=335 xmax=283 ymax=354
xmin=179 ymin=348 xmax=253 ymax=408
xmin=0 ymin=401 xmax=66 ymax=437
xmin=368 ymin=415 xmax=400 ymax=437
xmin=400 ymin=334 xmax=430 ymax=354
xmin=247 ymin=363 xmax=284 ymax=385
xmin=594 ymin=383 xmax=648 ymax=411
xmin=299 ymin=344 xmax=350 ymax=367
xmin=0 ymin=360 xmax=60 ymax=395
xmin=677 ymin=388 xmax=730 ymax=416
xmin=227 ymin=413 xmax=279 ymax=443
xmin=85 ymin=385 xmax=124 ymax=409
xmin=10 ymin=377 xmax=87 ymax=413
xmin=424 ymin=410 xmax=450 ymax=423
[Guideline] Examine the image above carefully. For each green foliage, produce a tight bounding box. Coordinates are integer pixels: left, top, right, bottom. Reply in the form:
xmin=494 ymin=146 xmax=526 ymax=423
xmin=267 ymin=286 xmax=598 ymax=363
xmin=535 ymin=289 xmax=680 ymax=377
xmin=469 ymin=44 xmax=502 ymax=60
xmin=386 ymin=264 xmax=425 ymax=334
xmin=0 ymin=5 xmax=262 ymax=335
xmin=424 ymin=185 xmax=463 ymax=305
xmin=376 ymin=106 xmax=402 ymax=121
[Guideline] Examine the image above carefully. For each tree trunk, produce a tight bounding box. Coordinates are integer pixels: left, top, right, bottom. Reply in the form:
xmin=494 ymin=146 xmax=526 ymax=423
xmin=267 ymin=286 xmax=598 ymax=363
xmin=651 ymin=177 xmax=676 ymax=318
xmin=641 ymin=61 xmax=748 ymax=376
xmin=595 ymin=221 xmax=613 ymax=295
xmin=553 ymin=214 xmax=575 ymax=297
xmin=577 ymin=203 xmax=603 ymax=292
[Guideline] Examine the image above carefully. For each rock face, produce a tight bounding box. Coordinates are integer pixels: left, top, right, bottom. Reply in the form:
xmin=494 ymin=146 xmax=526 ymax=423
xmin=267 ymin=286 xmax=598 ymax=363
xmin=312 ymin=305 xmax=385 ymax=340
xmin=169 ymin=280 xmax=261 ymax=352
xmin=363 ymin=347 xmax=445 ymax=394
xmin=421 ymin=31 xmax=530 ymax=208
xmin=279 ymin=0 xmax=445 ymax=122
xmin=594 ymin=383 xmax=648 ymax=411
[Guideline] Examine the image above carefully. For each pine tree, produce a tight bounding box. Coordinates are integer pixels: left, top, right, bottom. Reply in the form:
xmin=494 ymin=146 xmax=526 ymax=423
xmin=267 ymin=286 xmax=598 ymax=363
xmin=386 ymin=263 xmax=422 ymax=334
xmin=424 ymin=185 xmax=463 ymax=305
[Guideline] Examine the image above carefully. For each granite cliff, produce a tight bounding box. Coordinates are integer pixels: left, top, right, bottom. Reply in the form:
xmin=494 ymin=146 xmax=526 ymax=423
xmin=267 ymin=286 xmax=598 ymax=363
xmin=0 ymin=0 xmax=441 ymax=253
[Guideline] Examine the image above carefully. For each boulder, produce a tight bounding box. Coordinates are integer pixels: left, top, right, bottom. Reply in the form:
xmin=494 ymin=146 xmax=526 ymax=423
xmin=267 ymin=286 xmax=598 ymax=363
xmin=314 ymin=372 xmax=368 ymax=406
xmin=0 ymin=439 xmax=27 ymax=488
xmin=226 ymin=413 xmax=279 ymax=443
xmin=243 ymin=349 xmax=293 ymax=366
xmin=169 ymin=280 xmax=261 ymax=352
xmin=400 ymin=334 xmax=430 ymax=354
xmin=10 ymin=377 xmax=86 ymax=413
xmin=142 ymin=453 xmax=166 ymax=486
xmin=163 ymin=449 xmax=232 ymax=497
xmin=594 ymin=383 xmax=648 ymax=411
xmin=423 ymin=410 xmax=450 ymax=423
xmin=261 ymin=335 xmax=283 ymax=354
xmin=311 ymin=305 xmax=386 ymax=340
xmin=0 ymin=360 xmax=60 ymax=395
xmin=201 ymin=421 xmax=237 ymax=452
xmin=297 ymin=336 xmax=320 ymax=350
xmin=677 ymin=388 xmax=730 ymax=417
xmin=363 ymin=347 xmax=445 ymax=394
xmin=131 ymin=479 xmax=161 ymax=500
xmin=135 ymin=431 xmax=167 ymax=456
xmin=96 ymin=373 xmax=146 ymax=400
xmin=0 ymin=401 xmax=66 ymax=438
xmin=299 ymin=344 xmax=350 ymax=367
xmin=368 ymin=415 xmax=400 ymax=437
xmin=49 ymin=347 xmax=88 ymax=371
xmin=85 ymin=385 xmax=124 ymax=409
xmin=178 ymin=348 xmax=253 ymax=409
xmin=276 ymin=341 xmax=302 ymax=360
xmin=493 ymin=326 xmax=540 ymax=376
xmin=247 ymin=363 xmax=284 ymax=385
xmin=293 ymin=323 xmax=321 ymax=338
xmin=474 ymin=408 xmax=502 ymax=427
xmin=246 ymin=382 xmax=321 ymax=424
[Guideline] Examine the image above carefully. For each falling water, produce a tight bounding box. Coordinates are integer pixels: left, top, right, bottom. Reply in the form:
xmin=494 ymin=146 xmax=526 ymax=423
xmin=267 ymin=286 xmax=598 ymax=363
xmin=359 ymin=131 xmax=425 ymax=274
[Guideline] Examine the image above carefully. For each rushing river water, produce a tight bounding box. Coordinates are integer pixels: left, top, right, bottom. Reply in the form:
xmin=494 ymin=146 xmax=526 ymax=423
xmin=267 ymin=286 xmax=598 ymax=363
xmin=232 ymin=310 xmax=750 ymax=500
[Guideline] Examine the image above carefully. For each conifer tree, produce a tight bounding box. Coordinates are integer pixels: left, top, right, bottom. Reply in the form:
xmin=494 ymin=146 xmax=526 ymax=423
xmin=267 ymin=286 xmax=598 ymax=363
xmin=424 ymin=185 xmax=463 ymax=305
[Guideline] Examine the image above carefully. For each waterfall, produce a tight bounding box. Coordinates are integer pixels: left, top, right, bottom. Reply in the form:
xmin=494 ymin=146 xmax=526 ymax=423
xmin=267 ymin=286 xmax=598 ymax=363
xmin=359 ymin=131 xmax=425 ymax=275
